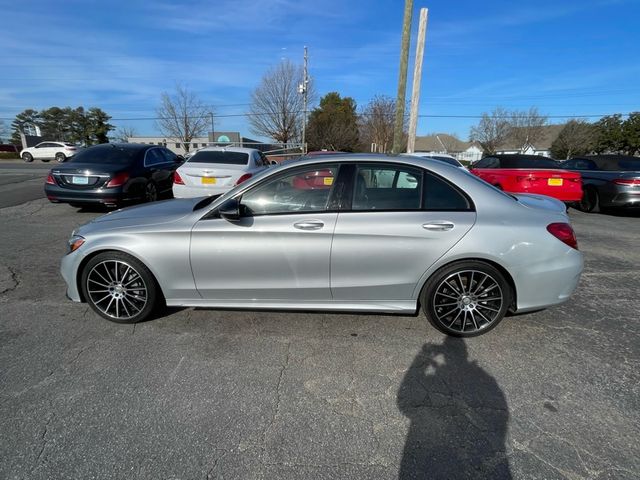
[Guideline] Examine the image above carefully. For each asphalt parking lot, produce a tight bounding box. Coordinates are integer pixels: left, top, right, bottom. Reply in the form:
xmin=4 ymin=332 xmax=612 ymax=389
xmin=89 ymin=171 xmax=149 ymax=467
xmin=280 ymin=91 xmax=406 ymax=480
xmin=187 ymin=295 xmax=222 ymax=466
xmin=1 ymin=168 xmax=639 ymax=479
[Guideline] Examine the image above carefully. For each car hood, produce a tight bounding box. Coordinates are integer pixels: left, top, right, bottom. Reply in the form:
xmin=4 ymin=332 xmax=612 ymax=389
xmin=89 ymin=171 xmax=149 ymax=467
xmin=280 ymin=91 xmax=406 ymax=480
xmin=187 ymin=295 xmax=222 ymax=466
xmin=513 ymin=193 xmax=567 ymax=215
xmin=78 ymin=198 xmax=202 ymax=234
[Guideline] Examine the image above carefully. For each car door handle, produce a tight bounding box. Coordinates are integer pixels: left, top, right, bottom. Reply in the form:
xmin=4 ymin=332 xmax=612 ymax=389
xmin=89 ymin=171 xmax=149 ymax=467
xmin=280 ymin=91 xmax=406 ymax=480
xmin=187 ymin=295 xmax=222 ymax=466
xmin=293 ymin=220 xmax=324 ymax=231
xmin=422 ymin=222 xmax=454 ymax=231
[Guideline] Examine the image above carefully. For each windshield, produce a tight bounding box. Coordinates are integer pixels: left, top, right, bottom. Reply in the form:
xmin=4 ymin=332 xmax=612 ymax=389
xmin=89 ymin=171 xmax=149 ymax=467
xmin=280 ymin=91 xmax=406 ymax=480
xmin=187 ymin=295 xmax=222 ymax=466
xmin=188 ymin=151 xmax=249 ymax=165
xmin=69 ymin=146 xmax=138 ymax=164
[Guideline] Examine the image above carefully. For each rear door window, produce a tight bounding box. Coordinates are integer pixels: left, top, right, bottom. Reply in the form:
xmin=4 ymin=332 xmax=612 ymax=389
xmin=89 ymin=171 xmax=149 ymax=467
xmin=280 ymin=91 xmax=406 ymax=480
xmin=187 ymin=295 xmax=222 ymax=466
xmin=353 ymin=165 xmax=422 ymax=211
xmin=474 ymin=157 xmax=499 ymax=168
xmin=423 ymin=172 xmax=472 ymax=211
xmin=144 ymin=148 xmax=165 ymax=167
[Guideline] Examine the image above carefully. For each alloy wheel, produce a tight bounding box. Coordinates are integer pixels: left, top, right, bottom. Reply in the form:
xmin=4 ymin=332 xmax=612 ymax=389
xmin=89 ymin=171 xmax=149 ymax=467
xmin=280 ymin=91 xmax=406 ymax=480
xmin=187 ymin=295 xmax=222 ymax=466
xmin=86 ymin=260 xmax=148 ymax=321
xmin=432 ymin=269 xmax=504 ymax=334
xmin=145 ymin=182 xmax=158 ymax=202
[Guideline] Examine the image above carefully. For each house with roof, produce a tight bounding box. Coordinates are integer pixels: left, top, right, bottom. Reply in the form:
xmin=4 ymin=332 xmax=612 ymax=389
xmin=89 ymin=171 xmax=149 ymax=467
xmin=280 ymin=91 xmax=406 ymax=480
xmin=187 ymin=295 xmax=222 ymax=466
xmin=495 ymin=124 xmax=565 ymax=158
xmin=414 ymin=133 xmax=484 ymax=162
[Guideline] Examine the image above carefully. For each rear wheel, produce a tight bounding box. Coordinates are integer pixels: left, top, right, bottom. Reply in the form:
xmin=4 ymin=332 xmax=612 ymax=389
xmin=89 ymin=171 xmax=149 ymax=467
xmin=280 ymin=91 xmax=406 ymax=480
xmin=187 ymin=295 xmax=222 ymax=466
xmin=55 ymin=152 xmax=66 ymax=163
xmin=578 ymin=186 xmax=599 ymax=213
xmin=144 ymin=181 xmax=158 ymax=202
xmin=81 ymin=252 xmax=159 ymax=324
xmin=22 ymin=153 xmax=33 ymax=162
xmin=421 ymin=261 xmax=511 ymax=337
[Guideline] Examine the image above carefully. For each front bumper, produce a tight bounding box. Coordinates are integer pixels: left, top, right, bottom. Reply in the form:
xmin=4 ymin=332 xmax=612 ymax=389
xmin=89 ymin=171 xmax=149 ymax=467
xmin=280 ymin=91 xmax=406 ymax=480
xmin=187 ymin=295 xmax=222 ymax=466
xmin=60 ymin=249 xmax=84 ymax=302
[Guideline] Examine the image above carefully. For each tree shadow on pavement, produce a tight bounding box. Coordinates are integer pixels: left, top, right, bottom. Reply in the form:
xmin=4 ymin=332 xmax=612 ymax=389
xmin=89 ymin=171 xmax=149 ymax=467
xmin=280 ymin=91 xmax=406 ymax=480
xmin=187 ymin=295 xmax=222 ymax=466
xmin=397 ymin=337 xmax=511 ymax=479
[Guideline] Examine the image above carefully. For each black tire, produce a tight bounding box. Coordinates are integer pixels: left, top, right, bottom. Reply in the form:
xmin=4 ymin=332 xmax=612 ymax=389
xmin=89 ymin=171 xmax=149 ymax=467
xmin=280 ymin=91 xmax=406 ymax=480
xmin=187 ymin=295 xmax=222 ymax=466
xmin=80 ymin=251 xmax=160 ymax=324
xmin=420 ymin=260 xmax=512 ymax=337
xmin=22 ymin=153 xmax=33 ymax=162
xmin=144 ymin=181 xmax=158 ymax=203
xmin=578 ymin=186 xmax=599 ymax=213
xmin=55 ymin=152 xmax=66 ymax=163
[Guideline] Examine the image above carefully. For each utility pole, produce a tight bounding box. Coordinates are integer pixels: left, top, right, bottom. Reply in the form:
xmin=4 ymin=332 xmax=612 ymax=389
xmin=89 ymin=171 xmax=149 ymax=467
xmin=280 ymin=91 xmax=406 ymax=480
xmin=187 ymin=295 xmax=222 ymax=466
xmin=299 ymin=46 xmax=309 ymax=154
xmin=392 ymin=0 xmax=414 ymax=154
xmin=407 ymin=8 xmax=428 ymax=153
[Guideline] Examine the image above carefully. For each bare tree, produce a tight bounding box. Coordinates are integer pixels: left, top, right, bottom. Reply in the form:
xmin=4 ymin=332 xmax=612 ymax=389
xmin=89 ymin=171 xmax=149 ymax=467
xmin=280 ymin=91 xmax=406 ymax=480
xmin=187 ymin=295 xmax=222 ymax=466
xmin=358 ymin=95 xmax=398 ymax=153
xmin=550 ymin=120 xmax=594 ymax=159
xmin=509 ymin=107 xmax=548 ymax=152
xmin=156 ymin=84 xmax=210 ymax=153
xmin=114 ymin=125 xmax=138 ymax=143
xmin=470 ymin=107 xmax=512 ymax=155
xmin=248 ymin=60 xmax=311 ymax=144
xmin=436 ymin=133 xmax=464 ymax=153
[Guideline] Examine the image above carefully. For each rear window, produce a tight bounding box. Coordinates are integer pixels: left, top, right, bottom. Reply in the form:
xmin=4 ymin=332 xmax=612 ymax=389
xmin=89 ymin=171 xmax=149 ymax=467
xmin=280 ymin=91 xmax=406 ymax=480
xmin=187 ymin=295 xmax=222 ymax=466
xmin=188 ymin=151 xmax=249 ymax=165
xmin=428 ymin=155 xmax=461 ymax=167
xmin=501 ymin=157 xmax=559 ymax=169
xmin=69 ymin=146 xmax=139 ymax=164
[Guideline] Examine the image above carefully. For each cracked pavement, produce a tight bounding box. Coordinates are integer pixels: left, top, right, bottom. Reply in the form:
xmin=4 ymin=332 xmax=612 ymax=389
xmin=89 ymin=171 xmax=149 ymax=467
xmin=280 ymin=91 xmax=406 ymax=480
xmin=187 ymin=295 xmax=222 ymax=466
xmin=0 ymin=198 xmax=639 ymax=479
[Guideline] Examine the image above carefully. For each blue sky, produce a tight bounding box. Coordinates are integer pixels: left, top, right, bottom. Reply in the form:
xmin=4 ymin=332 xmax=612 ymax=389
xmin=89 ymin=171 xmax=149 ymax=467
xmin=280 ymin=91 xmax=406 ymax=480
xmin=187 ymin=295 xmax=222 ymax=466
xmin=1 ymin=0 xmax=638 ymax=141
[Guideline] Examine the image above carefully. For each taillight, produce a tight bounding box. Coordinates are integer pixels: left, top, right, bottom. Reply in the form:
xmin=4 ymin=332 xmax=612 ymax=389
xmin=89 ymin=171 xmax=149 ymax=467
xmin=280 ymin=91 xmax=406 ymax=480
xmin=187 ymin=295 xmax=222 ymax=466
xmin=106 ymin=172 xmax=130 ymax=188
xmin=516 ymin=176 xmax=539 ymax=182
xmin=547 ymin=223 xmax=578 ymax=250
xmin=173 ymin=171 xmax=185 ymax=185
xmin=45 ymin=173 xmax=56 ymax=185
xmin=235 ymin=173 xmax=253 ymax=185
xmin=613 ymin=178 xmax=640 ymax=186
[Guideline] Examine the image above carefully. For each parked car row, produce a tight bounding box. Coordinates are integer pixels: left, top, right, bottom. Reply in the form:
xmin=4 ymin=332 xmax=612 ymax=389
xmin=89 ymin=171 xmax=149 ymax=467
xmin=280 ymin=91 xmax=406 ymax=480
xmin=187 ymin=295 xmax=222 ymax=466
xmin=466 ymin=153 xmax=639 ymax=213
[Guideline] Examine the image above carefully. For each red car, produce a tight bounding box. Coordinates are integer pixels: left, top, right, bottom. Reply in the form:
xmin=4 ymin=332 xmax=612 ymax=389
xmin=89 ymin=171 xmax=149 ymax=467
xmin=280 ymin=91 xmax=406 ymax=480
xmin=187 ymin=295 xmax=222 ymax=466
xmin=470 ymin=154 xmax=582 ymax=203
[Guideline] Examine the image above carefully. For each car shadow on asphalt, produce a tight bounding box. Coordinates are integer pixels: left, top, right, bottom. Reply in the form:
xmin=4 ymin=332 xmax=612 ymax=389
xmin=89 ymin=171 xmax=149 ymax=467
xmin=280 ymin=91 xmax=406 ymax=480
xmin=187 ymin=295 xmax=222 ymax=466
xmin=397 ymin=337 xmax=512 ymax=479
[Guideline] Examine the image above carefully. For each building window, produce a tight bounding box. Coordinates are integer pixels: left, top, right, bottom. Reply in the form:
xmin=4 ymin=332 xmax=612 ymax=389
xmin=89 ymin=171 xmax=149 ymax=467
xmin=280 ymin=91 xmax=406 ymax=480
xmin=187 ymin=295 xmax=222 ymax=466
xmin=193 ymin=143 xmax=198 ymax=148
xmin=175 ymin=143 xmax=181 ymax=149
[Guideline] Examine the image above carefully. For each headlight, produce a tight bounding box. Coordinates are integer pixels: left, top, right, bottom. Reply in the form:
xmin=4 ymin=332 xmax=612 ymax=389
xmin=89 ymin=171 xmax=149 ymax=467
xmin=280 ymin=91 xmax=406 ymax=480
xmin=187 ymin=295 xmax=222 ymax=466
xmin=68 ymin=235 xmax=85 ymax=253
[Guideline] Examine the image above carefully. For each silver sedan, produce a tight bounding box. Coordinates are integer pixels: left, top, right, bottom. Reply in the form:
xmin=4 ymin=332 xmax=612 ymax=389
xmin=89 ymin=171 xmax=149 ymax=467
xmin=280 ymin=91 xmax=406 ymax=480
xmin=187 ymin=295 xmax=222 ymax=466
xmin=61 ymin=154 xmax=583 ymax=337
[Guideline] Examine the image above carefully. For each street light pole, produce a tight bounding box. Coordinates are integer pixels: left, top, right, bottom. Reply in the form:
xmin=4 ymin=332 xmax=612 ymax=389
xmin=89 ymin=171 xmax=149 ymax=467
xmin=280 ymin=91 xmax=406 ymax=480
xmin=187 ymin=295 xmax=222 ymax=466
xmin=209 ymin=112 xmax=215 ymax=146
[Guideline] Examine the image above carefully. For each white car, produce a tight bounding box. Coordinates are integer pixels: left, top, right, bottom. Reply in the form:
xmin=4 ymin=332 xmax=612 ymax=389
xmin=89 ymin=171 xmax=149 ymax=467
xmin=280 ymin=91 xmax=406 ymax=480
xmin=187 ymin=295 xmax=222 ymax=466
xmin=21 ymin=141 xmax=80 ymax=163
xmin=172 ymin=147 xmax=270 ymax=198
xmin=402 ymin=152 xmax=465 ymax=168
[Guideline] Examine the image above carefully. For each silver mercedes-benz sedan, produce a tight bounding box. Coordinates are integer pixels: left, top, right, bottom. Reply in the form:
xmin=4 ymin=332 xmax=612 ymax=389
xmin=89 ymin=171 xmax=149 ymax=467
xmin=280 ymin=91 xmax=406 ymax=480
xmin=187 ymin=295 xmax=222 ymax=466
xmin=61 ymin=154 xmax=583 ymax=337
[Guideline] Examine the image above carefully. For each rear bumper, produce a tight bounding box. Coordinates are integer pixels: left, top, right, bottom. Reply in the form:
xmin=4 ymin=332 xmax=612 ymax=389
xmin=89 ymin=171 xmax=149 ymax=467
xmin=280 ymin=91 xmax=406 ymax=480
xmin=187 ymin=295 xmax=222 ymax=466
xmin=45 ymin=185 xmax=135 ymax=205
xmin=173 ymin=184 xmax=232 ymax=198
xmin=513 ymin=248 xmax=583 ymax=312
xmin=603 ymin=190 xmax=640 ymax=208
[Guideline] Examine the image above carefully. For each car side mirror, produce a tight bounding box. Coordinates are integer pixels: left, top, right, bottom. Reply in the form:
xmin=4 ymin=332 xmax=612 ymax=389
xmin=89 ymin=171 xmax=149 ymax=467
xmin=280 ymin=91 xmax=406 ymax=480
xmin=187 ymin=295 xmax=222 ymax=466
xmin=218 ymin=198 xmax=240 ymax=221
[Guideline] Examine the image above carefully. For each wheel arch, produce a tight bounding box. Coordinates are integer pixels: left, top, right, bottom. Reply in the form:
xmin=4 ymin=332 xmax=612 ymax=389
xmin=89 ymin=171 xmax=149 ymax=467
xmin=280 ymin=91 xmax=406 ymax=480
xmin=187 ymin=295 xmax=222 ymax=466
xmin=76 ymin=248 xmax=165 ymax=303
xmin=417 ymin=257 xmax=517 ymax=312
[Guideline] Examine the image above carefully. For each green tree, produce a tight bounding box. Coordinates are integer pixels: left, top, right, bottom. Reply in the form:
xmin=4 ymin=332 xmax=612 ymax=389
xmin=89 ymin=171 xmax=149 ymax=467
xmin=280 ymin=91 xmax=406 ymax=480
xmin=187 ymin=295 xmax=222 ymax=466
xmin=550 ymin=120 xmax=595 ymax=159
xmin=592 ymin=114 xmax=624 ymax=154
xmin=622 ymin=112 xmax=640 ymax=155
xmin=306 ymin=92 xmax=359 ymax=152
xmin=87 ymin=108 xmax=114 ymax=144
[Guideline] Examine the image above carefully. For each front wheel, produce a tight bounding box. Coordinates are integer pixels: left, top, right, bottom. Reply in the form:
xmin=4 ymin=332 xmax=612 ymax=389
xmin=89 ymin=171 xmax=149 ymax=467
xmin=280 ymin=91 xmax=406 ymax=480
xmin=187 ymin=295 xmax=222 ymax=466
xmin=81 ymin=252 xmax=160 ymax=323
xmin=421 ymin=261 xmax=512 ymax=337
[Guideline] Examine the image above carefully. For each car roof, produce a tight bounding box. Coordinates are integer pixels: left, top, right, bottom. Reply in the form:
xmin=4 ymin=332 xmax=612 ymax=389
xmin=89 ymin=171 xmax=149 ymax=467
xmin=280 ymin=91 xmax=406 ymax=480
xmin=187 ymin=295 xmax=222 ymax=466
xmin=573 ymin=154 xmax=639 ymax=161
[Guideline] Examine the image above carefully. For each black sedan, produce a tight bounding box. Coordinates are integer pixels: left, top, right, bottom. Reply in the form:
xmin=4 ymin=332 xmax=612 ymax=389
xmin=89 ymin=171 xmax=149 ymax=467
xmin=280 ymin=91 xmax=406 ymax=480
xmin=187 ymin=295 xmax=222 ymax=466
xmin=45 ymin=143 xmax=181 ymax=208
xmin=560 ymin=155 xmax=640 ymax=212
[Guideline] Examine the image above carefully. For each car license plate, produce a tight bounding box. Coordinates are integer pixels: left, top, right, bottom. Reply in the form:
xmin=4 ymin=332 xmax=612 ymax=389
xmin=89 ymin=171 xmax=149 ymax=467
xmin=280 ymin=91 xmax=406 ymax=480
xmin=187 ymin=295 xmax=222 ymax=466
xmin=548 ymin=178 xmax=563 ymax=186
xmin=323 ymin=177 xmax=333 ymax=185
xmin=72 ymin=176 xmax=89 ymax=185
xmin=201 ymin=177 xmax=216 ymax=185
